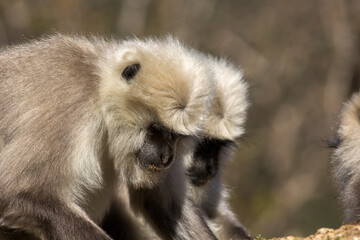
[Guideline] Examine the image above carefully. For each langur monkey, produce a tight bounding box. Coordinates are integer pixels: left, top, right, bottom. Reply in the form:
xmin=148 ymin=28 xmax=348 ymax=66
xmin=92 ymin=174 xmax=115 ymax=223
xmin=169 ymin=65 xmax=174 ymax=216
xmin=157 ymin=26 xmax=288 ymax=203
xmin=330 ymin=92 xmax=360 ymax=223
xmin=0 ymin=34 xmax=218 ymax=240
xmin=184 ymin=57 xmax=250 ymax=240
xmin=103 ymin=57 xmax=250 ymax=240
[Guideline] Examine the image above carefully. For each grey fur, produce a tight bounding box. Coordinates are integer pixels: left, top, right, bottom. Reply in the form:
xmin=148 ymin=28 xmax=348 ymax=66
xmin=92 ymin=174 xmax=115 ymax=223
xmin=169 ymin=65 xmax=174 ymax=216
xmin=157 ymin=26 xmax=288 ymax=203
xmin=0 ymin=35 xmax=112 ymax=240
xmin=0 ymin=34 xmax=217 ymax=239
xmin=331 ymin=92 xmax=360 ymax=223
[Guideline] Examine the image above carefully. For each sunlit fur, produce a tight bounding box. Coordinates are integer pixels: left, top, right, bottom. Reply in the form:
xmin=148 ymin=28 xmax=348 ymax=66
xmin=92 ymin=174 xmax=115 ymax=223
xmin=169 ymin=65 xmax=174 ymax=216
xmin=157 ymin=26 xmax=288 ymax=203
xmin=331 ymin=92 xmax=360 ymax=223
xmin=98 ymin=36 xmax=215 ymax=189
xmin=203 ymin=58 xmax=248 ymax=141
xmin=186 ymin=56 xmax=250 ymax=239
xmin=0 ymin=34 xmax=215 ymax=239
xmin=105 ymin=56 xmax=250 ymax=240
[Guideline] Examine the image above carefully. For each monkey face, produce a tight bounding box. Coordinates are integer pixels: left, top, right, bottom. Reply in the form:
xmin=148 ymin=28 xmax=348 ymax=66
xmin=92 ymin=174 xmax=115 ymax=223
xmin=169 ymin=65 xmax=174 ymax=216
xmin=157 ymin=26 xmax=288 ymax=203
xmin=98 ymin=37 xmax=215 ymax=188
xmin=186 ymin=138 xmax=234 ymax=186
xmin=136 ymin=123 xmax=180 ymax=173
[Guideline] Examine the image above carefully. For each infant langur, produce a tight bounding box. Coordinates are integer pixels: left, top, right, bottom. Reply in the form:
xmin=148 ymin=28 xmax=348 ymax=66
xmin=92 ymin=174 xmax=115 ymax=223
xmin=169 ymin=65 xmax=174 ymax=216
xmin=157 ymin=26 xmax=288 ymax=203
xmin=330 ymin=92 xmax=360 ymax=223
xmin=184 ymin=57 xmax=250 ymax=240
xmin=103 ymin=57 xmax=250 ymax=240
xmin=0 ymin=34 xmax=217 ymax=240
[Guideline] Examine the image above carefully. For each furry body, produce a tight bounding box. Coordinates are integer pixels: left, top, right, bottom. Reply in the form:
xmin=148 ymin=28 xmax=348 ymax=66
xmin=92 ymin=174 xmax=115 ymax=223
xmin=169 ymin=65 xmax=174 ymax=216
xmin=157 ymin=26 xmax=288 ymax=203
xmin=331 ymin=92 xmax=360 ymax=223
xmin=0 ymin=34 xmax=216 ymax=239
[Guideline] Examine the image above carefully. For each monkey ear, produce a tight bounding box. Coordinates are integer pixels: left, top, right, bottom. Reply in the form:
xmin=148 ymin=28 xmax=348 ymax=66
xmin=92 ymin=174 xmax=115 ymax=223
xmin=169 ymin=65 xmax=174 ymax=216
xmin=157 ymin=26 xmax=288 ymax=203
xmin=121 ymin=63 xmax=141 ymax=83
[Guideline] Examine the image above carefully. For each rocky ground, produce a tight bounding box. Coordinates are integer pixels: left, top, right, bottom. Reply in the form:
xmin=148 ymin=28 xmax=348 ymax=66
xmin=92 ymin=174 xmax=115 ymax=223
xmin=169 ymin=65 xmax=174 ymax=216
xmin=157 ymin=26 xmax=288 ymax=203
xmin=255 ymin=222 xmax=360 ymax=240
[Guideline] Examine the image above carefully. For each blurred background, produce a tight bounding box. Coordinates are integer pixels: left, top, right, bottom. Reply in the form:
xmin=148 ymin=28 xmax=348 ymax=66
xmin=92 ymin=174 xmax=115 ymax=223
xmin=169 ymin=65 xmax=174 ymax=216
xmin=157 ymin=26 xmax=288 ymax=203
xmin=1 ymin=0 xmax=360 ymax=238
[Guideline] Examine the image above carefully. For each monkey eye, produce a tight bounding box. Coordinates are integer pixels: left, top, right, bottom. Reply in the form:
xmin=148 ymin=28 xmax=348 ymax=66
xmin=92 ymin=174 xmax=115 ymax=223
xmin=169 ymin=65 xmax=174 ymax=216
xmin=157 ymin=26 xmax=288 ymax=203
xmin=121 ymin=63 xmax=141 ymax=83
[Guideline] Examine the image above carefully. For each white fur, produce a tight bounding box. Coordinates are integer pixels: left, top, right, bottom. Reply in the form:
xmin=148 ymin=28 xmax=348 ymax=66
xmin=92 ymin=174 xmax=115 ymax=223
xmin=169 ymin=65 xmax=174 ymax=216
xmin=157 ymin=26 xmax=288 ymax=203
xmin=97 ymin=37 xmax=215 ymax=189
xmin=204 ymin=57 xmax=249 ymax=140
xmin=332 ymin=92 xmax=360 ymax=222
xmin=98 ymin=37 xmax=215 ymax=135
xmin=109 ymin=55 xmax=250 ymax=239
xmin=0 ymin=34 xmax=217 ymax=239
xmin=69 ymin=113 xmax=116 ymax=224
xmin=333 ymin=93 xmax=360 ymax=175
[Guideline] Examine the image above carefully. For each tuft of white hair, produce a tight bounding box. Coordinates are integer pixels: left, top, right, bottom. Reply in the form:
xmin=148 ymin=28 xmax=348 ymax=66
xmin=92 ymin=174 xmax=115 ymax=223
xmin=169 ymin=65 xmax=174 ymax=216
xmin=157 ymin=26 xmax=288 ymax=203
xmin=203 ymin=57 xmax=249 ymax=140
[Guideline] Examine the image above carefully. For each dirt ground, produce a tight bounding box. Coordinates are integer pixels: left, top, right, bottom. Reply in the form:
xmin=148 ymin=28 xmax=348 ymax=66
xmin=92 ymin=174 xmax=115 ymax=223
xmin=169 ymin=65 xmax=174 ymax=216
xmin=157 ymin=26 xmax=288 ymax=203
xmin=260 ymin=222 xmax=360 ymax=240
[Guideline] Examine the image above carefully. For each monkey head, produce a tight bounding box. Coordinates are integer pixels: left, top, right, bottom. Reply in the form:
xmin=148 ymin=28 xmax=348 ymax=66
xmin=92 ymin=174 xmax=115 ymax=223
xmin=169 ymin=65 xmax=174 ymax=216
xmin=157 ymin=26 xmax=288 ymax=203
xmin=97 ymin=37 xmax=215 ymax=188
xmin=185 ymin=58 xmax=248 ymax=186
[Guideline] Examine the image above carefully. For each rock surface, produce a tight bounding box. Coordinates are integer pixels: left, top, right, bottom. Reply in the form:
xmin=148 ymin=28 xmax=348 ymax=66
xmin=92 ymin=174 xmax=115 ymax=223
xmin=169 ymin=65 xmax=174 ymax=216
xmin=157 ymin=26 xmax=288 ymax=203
xmin=255 ymin=222 xmax=360 ymax=240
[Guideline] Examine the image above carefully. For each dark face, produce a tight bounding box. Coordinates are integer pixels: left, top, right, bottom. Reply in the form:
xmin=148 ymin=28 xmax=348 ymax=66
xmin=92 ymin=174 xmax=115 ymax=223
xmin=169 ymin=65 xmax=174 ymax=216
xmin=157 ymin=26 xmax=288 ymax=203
xmin=186 ymin=138 xmax=233 ymax=186
xmin=136 ymin=123 xmax=180 ymax=172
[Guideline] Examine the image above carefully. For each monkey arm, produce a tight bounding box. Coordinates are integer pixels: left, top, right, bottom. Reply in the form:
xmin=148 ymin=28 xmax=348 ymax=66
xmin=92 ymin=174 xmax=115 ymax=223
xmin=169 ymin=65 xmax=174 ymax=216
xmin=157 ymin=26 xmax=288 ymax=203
xmin=128 ymin=187 xmax=217 ymax=240
xmin=101 ymin=196 xmax=147 ymax=240
xmin=0 ymin=194 xmax=112 ymax=240
xmin=210 ymin=200 xmax=250 ymax=240
xmin=0 ymin=228 xmax=39 ymax=240
xmin=195 ymin=176 xmax=250 ymax=240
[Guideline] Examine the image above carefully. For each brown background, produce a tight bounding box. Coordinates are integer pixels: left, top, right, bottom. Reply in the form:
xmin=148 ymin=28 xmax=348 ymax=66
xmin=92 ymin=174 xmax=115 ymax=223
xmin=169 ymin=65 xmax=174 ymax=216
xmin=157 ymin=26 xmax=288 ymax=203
xmin=1 ymin=0 xmax=360 ymax=238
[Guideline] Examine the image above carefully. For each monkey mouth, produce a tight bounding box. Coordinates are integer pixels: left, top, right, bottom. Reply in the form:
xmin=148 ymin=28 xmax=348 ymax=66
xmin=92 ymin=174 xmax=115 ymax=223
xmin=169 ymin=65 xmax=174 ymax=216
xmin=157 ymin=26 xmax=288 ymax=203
xmin=186 ymin=174 xmax=210 ymax=186
xmin=146 ymin=164 xmax=164 ymax=173
xmin=145 ymin=154 xmax=175 ymax=173
xmin=136 ymin=158 xmax=173 ymax=173
xmin=135 ymin=151 xmax=175 ymax=173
